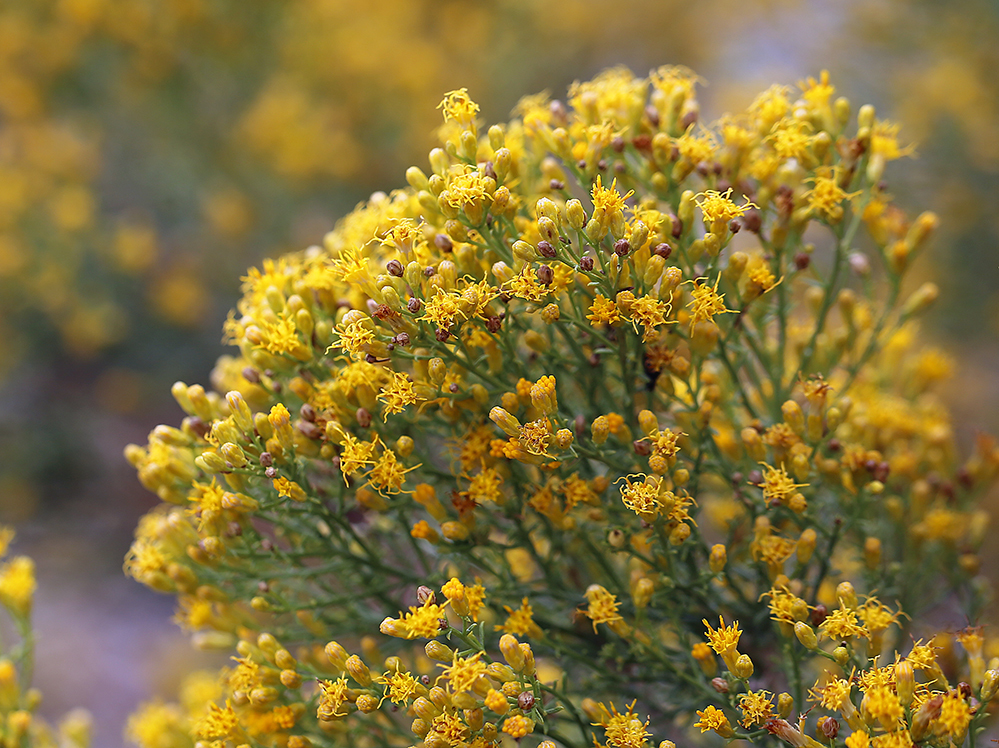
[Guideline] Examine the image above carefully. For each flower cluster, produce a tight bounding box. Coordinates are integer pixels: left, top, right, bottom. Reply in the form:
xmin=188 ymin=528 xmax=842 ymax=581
xmin=0 ymin=528 xmax=93 ymax=747
xmin=124 ymin=68 xmax=999 ymax=748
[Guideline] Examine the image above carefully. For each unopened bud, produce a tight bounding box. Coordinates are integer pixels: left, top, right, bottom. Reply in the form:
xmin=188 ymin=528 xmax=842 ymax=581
xmin=426 ymin=641 xmax=455 ymax=663
xmin=499 ymin=634 xmax=525 ymax=671
xmin=794 ymin=622 xmax=818 ymax=650
xmin=896 ymin=660 xmax=915 ymax=706
xmin=902 ymin=282 xmax=939 ymax=316
xmin=733 ymin=654 xmax=754 ymax=679
xmin=836 ymin=581 xmax=857 ymax=609
xmin=709 ymin=544 xmax=727 ymax=573
xmin=981 ymin=669 xmax=999 ymax=703
xmin=777 ymin=693 xmax=794 ymax=719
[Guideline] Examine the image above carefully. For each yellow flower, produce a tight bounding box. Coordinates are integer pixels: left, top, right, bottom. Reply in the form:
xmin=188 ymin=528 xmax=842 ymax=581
xmin=377 ymin=670 xmax=420 ymax=705
xmin=695 ymin=188 xmax=757 ymax=226
xmin=378 ymin=372 xmax=421 ymax=420
xmin=365 ymin=449 xmax=420 ymax=496
xmin=674 ymin=128 xmax=718 ymax=164
xmin=517 ymin=419 xmax=554 ymax=457
xmin=758 ymin=463 xmax=808 ymax=507
xmin=0 ymin=556 xmax=35 ymax=616
xmin=196 ymin=700 xmax=239 ymax=739
xmin=810 ymin=676 xmax=852 ymax=711
xmin=423 ymin=288 xmax=467 ymax=329
xmin=272 ymin=476 xmax=306 ymax=502
xmin=496 ymin=597 xmax=542 ymax=638
xmin=399 ymin=600 xmax=448 ymax=639
xmin=768 ymin=118 xmax=814 ymax=161
xmin=332 ymin=318 xmax=376 ymax=360
xmin=618 ymin=474 xmax=664 ymax=520
xmin=693 ymin=705 xmax=732 ymax=737
xmin=702 ymin=616 xmax=742 ymax=664
xmin=438 ymin=88 xmax=480 ymax=129
xmin=686 ymin=276 xmax=734 ymax=328
xmin=601 ymin=702 xmax=650 ymax=748
xmin=501 ymin=714 xmax=534 ymax=739
xmin=862 ymin=685 xmax=904 ymax=731
xmin=588 ymin=294 xmax=621 ymax=326
xmin=935 ymin=691 xmax=971 ymax=740
xmin=870 ymin=120 xmax=915 ymax=161
xmin=126 ymin=701 xmax=188 ymax=748
xmin=805 ymin=166 xmax=860 ymax=222
xmin=629 ymin=294 xmax=671 ymax=342
xmin=819 ymin=607 xmax=869 ymax=640
xmin=504 ymin=267 xmax=549 ymax=303
xmin=585 ymin=584 xmax=623 ymax=633
xmin=591 ymin=176 xmax=634 ymax=234
xmin=857 ymin=598 xmax=900 ymax=634
xmin=335 ymin=432 xmax=380 ymax=481
xmin=739 ymin=689 xmax=774 ymax=728
xmin=439 ymin=652 xmax=488 ymax=694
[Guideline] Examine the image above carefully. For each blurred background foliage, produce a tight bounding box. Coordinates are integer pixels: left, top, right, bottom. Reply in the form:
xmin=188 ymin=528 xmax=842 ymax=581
xmin=0 ymin=0 xmax=997 ymax=744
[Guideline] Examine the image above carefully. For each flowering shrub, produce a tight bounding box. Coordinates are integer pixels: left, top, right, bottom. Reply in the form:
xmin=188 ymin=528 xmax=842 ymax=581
xmin=124 ymin=68 xmax=998 ymax=748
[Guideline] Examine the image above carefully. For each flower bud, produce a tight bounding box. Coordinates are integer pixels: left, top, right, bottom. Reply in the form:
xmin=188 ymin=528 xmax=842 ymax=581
xmin=902 ymin=282 xmax=939 ymax=316
xmin=863 ymin=537 xmax=881 ymax=570
xmin=777 ymin=693 xmax=794 ymax=719
xmin=325 ymin=641 xmax=349 ymax=670
xmin=566 ymin=199 xmax=587 ymax=230
xmin=733 ymin=654 xmax=754 ymax=679
xmin=981 ymin=669 xmax=999 ymax=703
xmin=632 ymin=578 xmax=654 ymax=609
xmin=797 ymin=529 xmax=817 ymax=564
xmin=413 ymin=696 xmax=441 ymax=721
xmin=794 ymin=622 xmax=818 ymax=650
xmin=489 ymin=407 xmax=522 ymax=437
xmin=836 ymin=581 xmax=857 ymax=609
xmin=441 ymin=521 xmax=470 ymax=541
xmin=782 ymin=400 xmax=805 ymax=435
xmin=833 ymin=646 xmax=850 ymax=666
xmin=741 ymin=427 xmax=766 ymax=462
xmin=709 ymin=544 xmax=727 ymax=573
xmin=512 ymin=240 xmax=538 ymax=262
xmin=425 ymin=641 xmax=455 ymax=663
xmin=499 ymin=634 xmax=525 ymax=671
xmin=638 ymin=410 xmax=659 ymax=437
xmin=591 ymin=415 xmax=610 ymax=445
xmin=895 ymin=660 xmax=915 ymax=706
xmin=226 ymin=391 xmax=254 ymax=432
xmin=345 ymin=655 xmax=371 ymax=686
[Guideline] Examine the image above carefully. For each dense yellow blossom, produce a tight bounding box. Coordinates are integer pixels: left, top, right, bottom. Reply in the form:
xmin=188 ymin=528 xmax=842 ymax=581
xmin=120 ymin=67 xmax=999 ymax=748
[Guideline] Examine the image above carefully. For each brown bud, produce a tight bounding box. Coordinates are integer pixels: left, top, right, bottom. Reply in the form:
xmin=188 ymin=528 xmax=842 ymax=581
xmin=537 ymin=240 xmax=556 ymax=258
xmin=819 ymin=718 xmax=839 ymax=739
xmin=810 ymin=604 xmax=828 ymax=627
xmin=386 ymin=259 xmax=404 ymax=277
xmin=653 ymin=243 xmax=672 ymax=259
xmin=741 ymin=209 xmax=762 ymax=233
xmin=711 ymin=677 xmax=729 ymax=694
